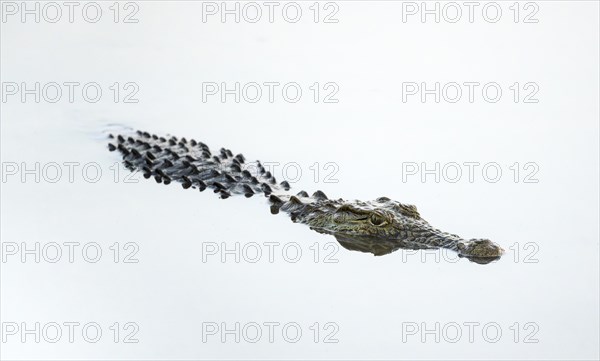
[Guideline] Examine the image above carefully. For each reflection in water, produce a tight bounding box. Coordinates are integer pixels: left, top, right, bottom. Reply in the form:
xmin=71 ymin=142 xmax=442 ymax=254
xmin=330 ymin=233 xmax=501 ymax=265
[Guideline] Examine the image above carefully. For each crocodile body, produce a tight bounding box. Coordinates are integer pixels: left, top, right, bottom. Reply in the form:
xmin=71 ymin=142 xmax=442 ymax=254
xmin=108 ymin=129 xmax=504 ymax=264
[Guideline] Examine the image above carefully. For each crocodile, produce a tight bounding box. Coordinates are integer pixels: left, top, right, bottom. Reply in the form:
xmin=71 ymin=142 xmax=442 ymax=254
xmin=107 ymin=129 xmax=504 ymax=264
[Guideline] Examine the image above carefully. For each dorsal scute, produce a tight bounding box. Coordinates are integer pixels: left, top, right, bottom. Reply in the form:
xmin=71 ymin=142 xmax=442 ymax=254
xmin=109 ymin=129 xmax=296 ymax=200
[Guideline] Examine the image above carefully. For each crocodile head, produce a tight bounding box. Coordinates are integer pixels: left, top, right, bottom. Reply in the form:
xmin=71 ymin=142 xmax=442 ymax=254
xmin=282 ymin=196 xmax=503 ymax=262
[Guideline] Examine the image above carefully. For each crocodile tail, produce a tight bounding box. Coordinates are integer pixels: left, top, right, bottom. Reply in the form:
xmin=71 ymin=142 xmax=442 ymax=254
xmin=107 ymin=129 xmax=291 ymax=199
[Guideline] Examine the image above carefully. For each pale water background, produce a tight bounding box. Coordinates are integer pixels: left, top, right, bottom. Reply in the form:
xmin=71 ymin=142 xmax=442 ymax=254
xmin=1 ymin=1 xmax=599 ymax=359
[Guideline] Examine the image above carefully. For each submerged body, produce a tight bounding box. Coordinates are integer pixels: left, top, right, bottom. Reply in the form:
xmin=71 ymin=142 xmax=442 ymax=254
xmin=108 ymin=129 xmax=504 ymax=264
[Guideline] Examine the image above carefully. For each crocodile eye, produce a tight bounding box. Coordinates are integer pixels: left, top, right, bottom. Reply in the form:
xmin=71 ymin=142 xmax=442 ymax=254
xmin=369 ymin=214 xmax=387 ymax=226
